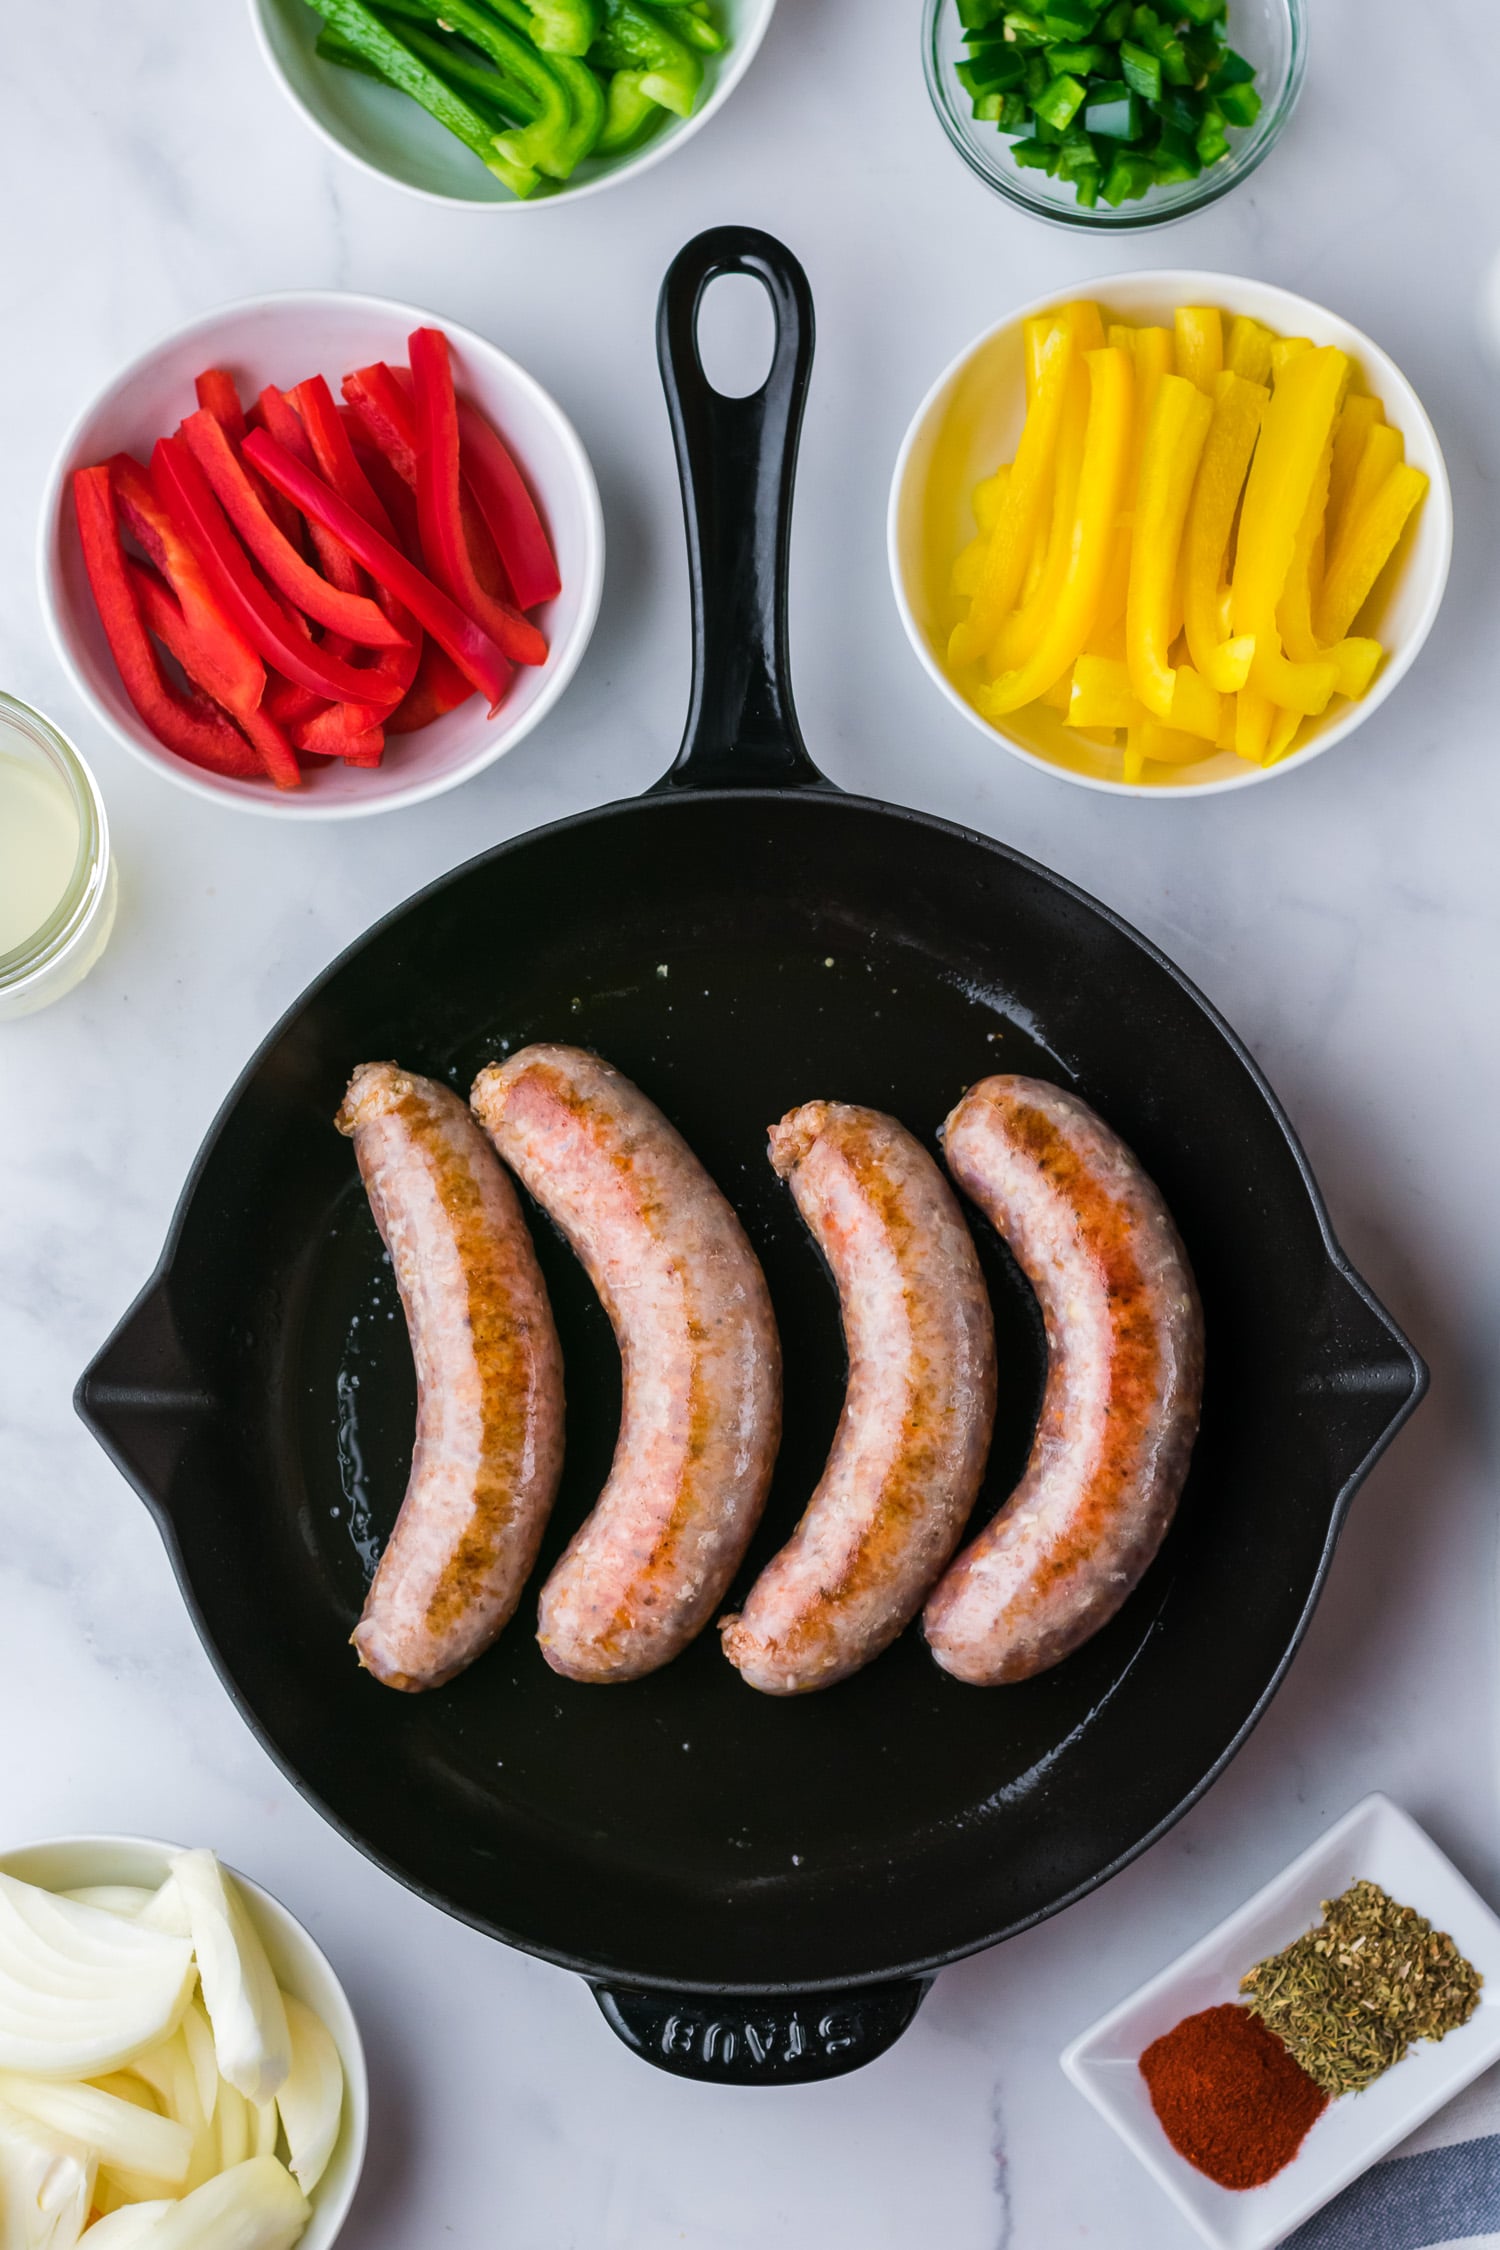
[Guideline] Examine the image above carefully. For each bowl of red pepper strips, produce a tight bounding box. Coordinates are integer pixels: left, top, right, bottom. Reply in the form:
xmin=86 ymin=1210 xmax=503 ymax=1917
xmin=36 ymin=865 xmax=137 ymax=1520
xmin=1061 ymin=1796 xmax=1500 ymax=2250
xmin=40 ymin=292 xmax=604 ymax=815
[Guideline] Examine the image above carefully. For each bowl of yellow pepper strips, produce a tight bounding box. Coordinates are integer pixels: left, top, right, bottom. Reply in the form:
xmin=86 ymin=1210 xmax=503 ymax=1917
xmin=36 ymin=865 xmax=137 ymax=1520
xmin=888 ymin=273 xmax=1452 ymax=795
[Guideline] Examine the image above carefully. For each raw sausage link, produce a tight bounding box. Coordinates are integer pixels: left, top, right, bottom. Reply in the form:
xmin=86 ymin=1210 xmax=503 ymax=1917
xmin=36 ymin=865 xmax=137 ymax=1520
xmin=470 ymin=1045 xmax=782 ymax=1684
xmin=337 ymin=1062 xmax=566 ymax=1693
xmin=924 ymin=1075 xmax=1203 ymax=1686
xmin=721 ymin=1103 xmax=996 ymax=1695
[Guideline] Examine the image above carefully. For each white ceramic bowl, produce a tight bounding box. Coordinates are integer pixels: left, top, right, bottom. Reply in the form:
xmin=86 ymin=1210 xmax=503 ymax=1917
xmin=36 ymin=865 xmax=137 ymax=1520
xmin=40 ymin=291 xmax=604 ymax=819
xmin=0 ymin=1832 xmax=368 ymax=2250
xmin=1061 ymin=1794 xmax=1500 ymax=2250
xmin=251 ymin=0 xmax=777 ymax=210
xmin=889 ymin=272 xmax=1453 ymax=798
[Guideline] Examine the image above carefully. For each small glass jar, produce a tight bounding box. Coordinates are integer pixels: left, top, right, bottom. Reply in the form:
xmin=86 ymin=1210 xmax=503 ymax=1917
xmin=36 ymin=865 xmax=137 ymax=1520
xmin=0 ymin=694 xmax=117 ymax=1019
xmin=923 ymin=0 xmax=1306 ymax=232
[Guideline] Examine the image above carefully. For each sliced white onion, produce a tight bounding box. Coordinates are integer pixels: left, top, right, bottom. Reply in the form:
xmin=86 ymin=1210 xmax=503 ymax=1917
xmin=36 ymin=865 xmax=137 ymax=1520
xmin=59 ymin=1890 xmax=157 ymax=1919
xmin=75 ymin=2200 xmax=174 ymax=2248
xmin=181 ymin=2003 xmax=219 ymax=2127
xmin=215 ymin=2081 xmax=250 ymax=2171
xmin=137 ymin=1883 xmax=193 ymax=1942
xmin=167 ymin=1858 xmax=289 ymax=2109
xmin=274 ymin=1998 xmax=342 ymax=2196
xmin=0 ymin=2072 xmax=190 ymax=2185
xmin=0 ymin=2096 xmax=95 ymax=2250
xmin=122 ymin=2154 xmax=309 ymax=2250
xmin=0 ymin=1876 xmax=195 ymax=2080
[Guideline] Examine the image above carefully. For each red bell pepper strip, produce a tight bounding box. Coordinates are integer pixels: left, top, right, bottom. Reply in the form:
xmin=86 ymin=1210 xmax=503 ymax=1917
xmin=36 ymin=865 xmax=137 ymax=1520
xmin=342 ymin=362 xmax=419 ymax=484
xmin=112 ymin=469 xmax=299 ymax=788
xmin=408 ymin=329 xmax=548 ymax=668
xmin=194 ymin=368 xmax=248 ymax=445
xmin=353 ymin=437 xmax=422 ymax=557
xmin=180 ymin=410 xmax=409 ymax=650
xmin=196 ymin=370 xmax=307 ymax=547
xmin=126 ymin=561 xmax=302 ymax=792
xmin=109 ymin=454 xmax=267 ymax=719
xmin=454 ymin=397 xmax=560 ymax=610
xmin=287 ymin=376 xmax=424 ymax=738
xmin=151 ymin=435 xmax=402 ymax=709
xmin=252 ymin=385 xmax=369 ymax=592
xmin=388 ymin=640 xmax=474 ymax=733
xmin=72 ymin=467 xmax=265 ymax=782
xmin=291 ymin=376 xmax=400 ymax=540
xmin=243 ymin=429 xmax=515 ymax=713
xmin=291 ymin=703 xmax=385 ymax=764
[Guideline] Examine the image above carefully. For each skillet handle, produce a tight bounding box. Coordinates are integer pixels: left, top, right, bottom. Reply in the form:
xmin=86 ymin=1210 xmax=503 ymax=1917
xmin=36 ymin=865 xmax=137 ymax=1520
xmin=654 ymin=226 xmax=829 ymax=793
xmin=589 ymin=1975 xmax=932 ymax=2083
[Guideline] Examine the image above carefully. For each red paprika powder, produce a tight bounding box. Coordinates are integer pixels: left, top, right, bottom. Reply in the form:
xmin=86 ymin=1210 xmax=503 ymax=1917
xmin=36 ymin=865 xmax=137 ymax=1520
xmin=1140 ymin=2003 xmax=1329 ymax=2189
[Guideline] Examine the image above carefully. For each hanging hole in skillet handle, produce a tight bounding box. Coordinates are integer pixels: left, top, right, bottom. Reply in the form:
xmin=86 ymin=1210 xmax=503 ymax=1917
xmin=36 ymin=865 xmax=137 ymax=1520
xmin=653 ymin=226 xmax=830 ymax=796
xmin=589 ymin=1975 xmax=933 ymax=2083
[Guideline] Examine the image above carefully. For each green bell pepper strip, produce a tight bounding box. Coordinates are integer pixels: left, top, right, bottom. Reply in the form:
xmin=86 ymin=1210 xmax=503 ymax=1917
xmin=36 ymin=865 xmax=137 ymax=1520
xmin=589 ymin=0 xmax=702 ymax=114
xmin=471 ymin=0 xmax=607 ymax=163
xmin=386 ymin=0 xmax=582 ymax=175
xmin=305 ymin=0 xmax=542 ymax=193
xmin=526 ymin=0 xmax=602 ymax=55
xmin=595 ymin=64 xmax=664 ymax=150
xmin=365 ymin=14 xmax=543 ymax=122
xmin=650 ymin=3 xmax=725 ymax=54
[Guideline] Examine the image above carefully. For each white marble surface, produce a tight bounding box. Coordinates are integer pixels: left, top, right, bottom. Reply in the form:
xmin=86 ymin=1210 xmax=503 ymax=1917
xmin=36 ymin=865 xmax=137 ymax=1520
xmin=2 ymin=3 xmax=1498 ymax=2244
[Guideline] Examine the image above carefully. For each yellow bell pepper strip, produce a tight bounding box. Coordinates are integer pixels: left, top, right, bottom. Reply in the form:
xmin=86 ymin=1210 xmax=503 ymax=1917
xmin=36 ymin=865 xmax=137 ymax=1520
xmin=1135 ymin=715 xmax=1209 ymax=764
xmin=1093 ymin=324 xmax=1174 ymax=643
xmin=1215 ymin=694 xmax=1238 ymax=752
xmin=1263 ymin=704 xmax=1303 ymax=765
xmin=1233 ymin=346 xmax=1348 ymax=716
xmin=1277 ymin=436 xmax=1388 ymax=700
xmin=1067 ymin=654 xmax=1134 ymax=729
xmin=1039 ymin=668 xmax=1074 ymax=713
xmin=988 ymin=359 xmax=1090 ymax=669
xmin=972 ymin=465 xmax=1010 ymax=535
xmin=1165 ymin=663 xmax=1221 ymax=741
xmin=1235 ymin=682 xmax=1274 ymax=762
xmin=1085 ymin=612 xmax=1128 ymax=662
xmin=1314 ymin=463 xmax=1430 ymax=645
xmin=1182 ymin=371 xmax=1267 ymax=693
xmin=1333 ymin=423 xmax=1404 ymax=554
xmin=1127 ymin=372 xmax=1213 ymax=719
xmin=1174 ymin=307 xmax=1223 ymax=392
xmin=975 ymin=346 xmax=1134 ymax=718
xmin=952 ymin=536 xmax=988 ymax=599
xmin=1270 ymin=336 xmax=1312 ymax=379
xmin=1275 ymin=432 xmax=1333 ymax=664
xmin=949 ymin=324 xmax=1077 ymax=668
xmin=1324 ymin=395 xmax=1382 ymax=548
xmin=1226 ymin=316 xmax=1273 ymax=384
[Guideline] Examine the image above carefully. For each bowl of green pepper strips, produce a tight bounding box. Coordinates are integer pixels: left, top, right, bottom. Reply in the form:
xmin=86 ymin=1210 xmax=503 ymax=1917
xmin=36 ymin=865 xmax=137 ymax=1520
xmin=923 ymin=0 xmax=1305 ymax=228
xmin=252 ymin=0 xmax=774 ymax=207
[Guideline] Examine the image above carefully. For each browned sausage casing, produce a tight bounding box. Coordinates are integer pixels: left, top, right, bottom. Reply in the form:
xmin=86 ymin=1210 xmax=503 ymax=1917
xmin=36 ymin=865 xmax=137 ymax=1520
xmin=337 ymin=1063 xmax=565 ymax=1693
xmin=720 ymin=1102 xmax=997 ymax=1695
xmin=471 ymin=1045 xmax=782 ymax=1684
xmin=924 ymin=1075 xmax=1203 ymax=1686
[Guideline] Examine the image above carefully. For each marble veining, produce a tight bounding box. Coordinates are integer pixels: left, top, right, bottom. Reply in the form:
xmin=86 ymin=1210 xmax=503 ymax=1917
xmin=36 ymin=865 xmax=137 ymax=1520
xmin=3 ymin=1 xmax=1500 ymax=2244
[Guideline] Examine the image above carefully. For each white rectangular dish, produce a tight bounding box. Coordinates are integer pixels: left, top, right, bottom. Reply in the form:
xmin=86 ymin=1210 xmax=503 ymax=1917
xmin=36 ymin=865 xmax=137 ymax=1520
xmin=1061 ymin=1794 xmax=1500 ymax=2250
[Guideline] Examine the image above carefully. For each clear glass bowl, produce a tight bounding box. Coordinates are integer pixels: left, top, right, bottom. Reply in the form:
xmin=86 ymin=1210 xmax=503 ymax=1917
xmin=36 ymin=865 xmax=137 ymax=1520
xmin=0 ymin=694 xmax=116 ymax=1019
xmin=923 ymin=0 xmax=1306 ymax=231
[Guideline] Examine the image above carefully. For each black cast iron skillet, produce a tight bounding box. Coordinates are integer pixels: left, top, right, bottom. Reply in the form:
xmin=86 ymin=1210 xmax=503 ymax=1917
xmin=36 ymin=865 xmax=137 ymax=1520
xmin=78 ymin=229 xmax=1426 ymax=2084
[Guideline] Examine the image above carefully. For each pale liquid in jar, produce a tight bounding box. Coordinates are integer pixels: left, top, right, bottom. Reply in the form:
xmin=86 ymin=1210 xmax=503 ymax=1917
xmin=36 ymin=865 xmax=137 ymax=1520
xmin=0 ymin=749 xmax=80 ymax=952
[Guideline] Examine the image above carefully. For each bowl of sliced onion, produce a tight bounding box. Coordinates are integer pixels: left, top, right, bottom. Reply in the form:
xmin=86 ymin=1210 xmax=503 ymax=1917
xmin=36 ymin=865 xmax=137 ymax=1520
xmin=0 ymin=1835 xmax=366 ymax=2250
